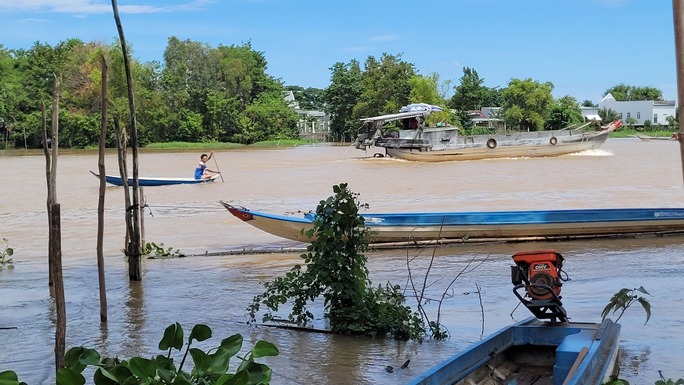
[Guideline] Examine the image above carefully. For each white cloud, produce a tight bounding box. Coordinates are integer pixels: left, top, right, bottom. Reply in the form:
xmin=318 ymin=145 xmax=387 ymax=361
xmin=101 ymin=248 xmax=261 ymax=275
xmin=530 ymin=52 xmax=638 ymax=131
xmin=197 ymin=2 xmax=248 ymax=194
xmin=0 ymin=0 xmax=213 ymax=14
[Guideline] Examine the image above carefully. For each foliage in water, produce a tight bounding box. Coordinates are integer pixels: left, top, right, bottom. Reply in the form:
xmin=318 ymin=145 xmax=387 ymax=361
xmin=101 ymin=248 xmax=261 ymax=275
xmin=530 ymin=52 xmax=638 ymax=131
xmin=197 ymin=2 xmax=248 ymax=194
xmin=247 ymin=183 xmax=426 ymax=340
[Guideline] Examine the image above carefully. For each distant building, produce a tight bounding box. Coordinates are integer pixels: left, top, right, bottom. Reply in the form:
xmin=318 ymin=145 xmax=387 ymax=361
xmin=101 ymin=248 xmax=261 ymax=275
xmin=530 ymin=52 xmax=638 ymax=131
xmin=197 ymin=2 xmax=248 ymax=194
xmin=598 ymin=93 xmax=676 ymax=126
xmin=580 ymin=106 xmax=601 ymax=122
xmin=471 ymin=107 xmax=505 ymax=131
xmin=283 ymin=90 xmax=330 ymax=140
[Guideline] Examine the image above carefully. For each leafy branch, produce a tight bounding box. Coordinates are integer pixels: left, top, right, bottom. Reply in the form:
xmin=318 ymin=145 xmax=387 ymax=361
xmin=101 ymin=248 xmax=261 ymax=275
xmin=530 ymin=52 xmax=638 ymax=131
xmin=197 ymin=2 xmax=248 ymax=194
xmin=601 ymin=286 xmax=651 ymax=324
xmin=0 ymin=237 xmax=14 ymax=268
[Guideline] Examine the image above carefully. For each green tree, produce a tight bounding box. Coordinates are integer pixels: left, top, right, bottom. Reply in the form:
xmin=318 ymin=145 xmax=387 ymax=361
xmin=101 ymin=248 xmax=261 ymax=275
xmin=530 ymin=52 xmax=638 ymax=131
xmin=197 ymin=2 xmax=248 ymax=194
xmin=450 ymin=67 xmax=488 ymax=111
xmin=500 ymin=78 xmax=554 ymax=131
xmin=604 ymin=83 xmax=663 ymax=101
xmin=449 ymin=67 xmax=501 ymax=127
xmin=159 ymin=38 xmax=289 ymax=143
xmin=285 ymin=85 xmax=326 ymax=110
xmin=408 ymin=73 xmax=451 ymax=126
xmin=409 ymin=72 xmax=445 ymax=106
xmin=11 ymin=39 xmax=90 ymax=147
xmin=0 ymin=45 xmax=23 ymax=145
xmin=544 ymin=95 xmax=583 ymax=130
xmin=323 ymin=60 xmax=363 ymax=141
xmin=240 ymin=91 xmax=298 ymax=143
xmin=354 ymin=53 xmax=415 ymax=119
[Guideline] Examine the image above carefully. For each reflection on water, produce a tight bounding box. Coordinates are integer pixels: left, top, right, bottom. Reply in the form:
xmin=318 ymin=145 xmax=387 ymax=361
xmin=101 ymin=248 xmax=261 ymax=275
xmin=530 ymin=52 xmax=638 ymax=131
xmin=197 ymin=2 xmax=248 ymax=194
xmin=1 ymin=140 xmax=684 ymax=384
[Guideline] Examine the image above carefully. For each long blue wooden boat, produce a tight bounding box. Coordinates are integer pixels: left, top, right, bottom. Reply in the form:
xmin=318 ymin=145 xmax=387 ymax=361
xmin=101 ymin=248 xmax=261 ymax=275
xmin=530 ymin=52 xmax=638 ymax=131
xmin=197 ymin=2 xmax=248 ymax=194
xmin=91 ymin=171 xmax=219 ymax=187
xmin=408 ymin=317 xmax=621 ymax=385
xmin=220 ymin=201 xmax=684 ymax=244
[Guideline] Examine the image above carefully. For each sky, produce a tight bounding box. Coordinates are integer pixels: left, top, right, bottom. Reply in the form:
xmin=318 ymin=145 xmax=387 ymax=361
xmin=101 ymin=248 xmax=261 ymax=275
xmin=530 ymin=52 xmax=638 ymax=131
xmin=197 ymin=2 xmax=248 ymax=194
xmin=0 ymin=0 xmax=679 ymax=104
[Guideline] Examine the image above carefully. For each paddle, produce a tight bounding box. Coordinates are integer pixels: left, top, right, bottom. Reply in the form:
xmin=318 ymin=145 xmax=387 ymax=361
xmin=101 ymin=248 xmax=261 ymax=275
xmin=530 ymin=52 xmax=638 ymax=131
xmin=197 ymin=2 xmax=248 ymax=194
xmin=212 ymin=152 xmax=225 ymax=182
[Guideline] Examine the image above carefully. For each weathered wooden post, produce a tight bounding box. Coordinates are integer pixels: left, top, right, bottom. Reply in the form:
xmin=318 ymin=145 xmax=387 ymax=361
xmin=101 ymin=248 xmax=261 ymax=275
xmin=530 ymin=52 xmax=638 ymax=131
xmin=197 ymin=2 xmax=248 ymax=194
xmin=51 ymin=203 xmax=65 ymax=370
xmin=42 ymin=75 xmax=66 ymax=372
xmin=96 ymin=55 xmax=109 ymax=322
xmin=673 ymin=0 xmax=684 ymax=182
xmin=112 ymin=0 xmax=142 ymax=280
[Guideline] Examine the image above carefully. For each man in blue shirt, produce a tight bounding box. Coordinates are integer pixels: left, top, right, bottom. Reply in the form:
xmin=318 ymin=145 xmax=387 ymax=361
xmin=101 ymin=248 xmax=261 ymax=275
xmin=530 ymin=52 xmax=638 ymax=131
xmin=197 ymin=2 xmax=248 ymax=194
xmin=194 ymin=152 xmax=220 ymax=179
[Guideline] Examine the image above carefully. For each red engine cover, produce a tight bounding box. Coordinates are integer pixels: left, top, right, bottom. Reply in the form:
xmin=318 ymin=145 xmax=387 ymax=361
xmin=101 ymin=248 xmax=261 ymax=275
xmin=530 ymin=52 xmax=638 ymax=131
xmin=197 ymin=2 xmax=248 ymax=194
xmin=512 ymin=249 xmax=564 ymax=300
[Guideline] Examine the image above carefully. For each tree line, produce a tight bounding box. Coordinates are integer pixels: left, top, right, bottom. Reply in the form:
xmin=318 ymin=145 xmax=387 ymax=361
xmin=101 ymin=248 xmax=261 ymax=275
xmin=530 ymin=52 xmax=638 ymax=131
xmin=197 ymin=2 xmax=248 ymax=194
xmin=0 ymin=38 xmax=669 ymax=149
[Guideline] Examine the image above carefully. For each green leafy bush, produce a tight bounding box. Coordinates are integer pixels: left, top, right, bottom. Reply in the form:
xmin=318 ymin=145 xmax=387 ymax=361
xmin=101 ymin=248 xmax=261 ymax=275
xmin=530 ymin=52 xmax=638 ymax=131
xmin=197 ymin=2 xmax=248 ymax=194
xmin=143 ymin=241 xmax=184 ymax=258
xmin=56 ymin=323 xmax=278 ymax=385
xmin=248 ymin=183 xmax=426 ymax=340
xmin=0 ymin=237 xmax=14 ymax=268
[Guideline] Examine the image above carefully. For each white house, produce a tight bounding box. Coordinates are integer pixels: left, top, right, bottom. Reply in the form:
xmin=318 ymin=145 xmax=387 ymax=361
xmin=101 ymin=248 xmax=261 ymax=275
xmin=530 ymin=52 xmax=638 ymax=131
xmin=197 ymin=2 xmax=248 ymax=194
xmin=598 ymin=93 xmax=676 ymax=126
xmin=283 ymin=90 xmax=330 ymax=140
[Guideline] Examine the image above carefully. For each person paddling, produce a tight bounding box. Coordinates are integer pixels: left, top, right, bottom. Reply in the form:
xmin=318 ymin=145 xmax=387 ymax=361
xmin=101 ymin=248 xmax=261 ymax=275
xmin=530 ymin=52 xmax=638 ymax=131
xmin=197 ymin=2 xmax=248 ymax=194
xmin=194 ymin=152 xmax=221 ymax=179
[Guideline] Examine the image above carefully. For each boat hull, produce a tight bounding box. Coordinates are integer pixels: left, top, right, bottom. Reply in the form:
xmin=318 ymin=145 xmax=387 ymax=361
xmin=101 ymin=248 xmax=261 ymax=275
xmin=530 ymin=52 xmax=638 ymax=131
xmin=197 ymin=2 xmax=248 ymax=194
xmin=220 ymin=202 xmax=684 ymax=244
xmin=408 ymin=317 xmax=621 ymax=385
xmin=90 ymin=171 xmax=218 ymax=187
xmin=382 ymin=126 xmax=614 ymax=162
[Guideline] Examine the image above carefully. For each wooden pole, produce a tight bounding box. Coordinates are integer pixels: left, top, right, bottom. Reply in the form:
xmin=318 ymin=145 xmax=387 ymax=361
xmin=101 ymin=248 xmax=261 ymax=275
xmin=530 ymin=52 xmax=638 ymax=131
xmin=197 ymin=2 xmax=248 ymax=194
xmin=51 ymin=203 xmax=65 ymax=371
xmin=112 ymin=0 xmax=142 ymax=280
xmin=96 ymin=55 xmax=108 ymax=323
xmin=40 ymin=101 xmax=53 ymax=286
xmin=213 ymin=153 xmax=225 ymax=182
xmin=673 ymin=0 xmax=684 ymax=183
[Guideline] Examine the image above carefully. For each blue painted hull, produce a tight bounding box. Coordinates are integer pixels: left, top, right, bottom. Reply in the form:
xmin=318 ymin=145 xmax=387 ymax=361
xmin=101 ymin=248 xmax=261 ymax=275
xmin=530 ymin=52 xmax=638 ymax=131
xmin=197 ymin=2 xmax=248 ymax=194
xmin=91 ymin=171 xmax=218 ymax=187
xmin=408 ymin=317 xmax=621 ymax=385
xmin=220 ymin=201 xmax=684 ymax=244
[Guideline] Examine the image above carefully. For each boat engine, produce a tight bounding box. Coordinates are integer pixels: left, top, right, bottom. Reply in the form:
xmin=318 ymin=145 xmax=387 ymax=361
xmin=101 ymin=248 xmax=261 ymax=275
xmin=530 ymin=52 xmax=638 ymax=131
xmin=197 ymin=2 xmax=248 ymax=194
xmin=511 ymin=249 xmax=569 ymax=322
xmin=511 ymin=249 xmax=564 ymax=300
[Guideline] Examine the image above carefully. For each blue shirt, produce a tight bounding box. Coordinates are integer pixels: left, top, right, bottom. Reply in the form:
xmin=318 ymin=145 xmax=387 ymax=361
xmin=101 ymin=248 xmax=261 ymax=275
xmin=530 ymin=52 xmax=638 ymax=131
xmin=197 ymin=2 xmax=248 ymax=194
xmin=194 ymin=161 xmax=207 ymax=179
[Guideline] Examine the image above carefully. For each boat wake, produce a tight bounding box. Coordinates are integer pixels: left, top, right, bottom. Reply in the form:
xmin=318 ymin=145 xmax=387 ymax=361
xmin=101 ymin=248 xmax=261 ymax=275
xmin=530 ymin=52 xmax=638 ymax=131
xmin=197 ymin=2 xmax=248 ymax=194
xmin=569 ymin=149 xmax=613 ymax=157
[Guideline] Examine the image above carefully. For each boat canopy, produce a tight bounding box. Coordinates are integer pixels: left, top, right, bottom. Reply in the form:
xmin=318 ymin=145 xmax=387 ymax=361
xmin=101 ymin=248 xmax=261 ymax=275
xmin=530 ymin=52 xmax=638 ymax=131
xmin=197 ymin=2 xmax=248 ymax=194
xmin=360 ymin=110 xmax=431 ymax=125
xmin=360 ymin=103 xmax=443 ymax=125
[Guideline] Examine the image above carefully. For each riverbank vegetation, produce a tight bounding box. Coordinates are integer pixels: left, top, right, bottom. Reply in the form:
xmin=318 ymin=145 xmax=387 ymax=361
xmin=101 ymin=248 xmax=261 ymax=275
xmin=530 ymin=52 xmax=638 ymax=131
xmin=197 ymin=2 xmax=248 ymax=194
xmin=0 ymin=37 xmax=675 ymax=150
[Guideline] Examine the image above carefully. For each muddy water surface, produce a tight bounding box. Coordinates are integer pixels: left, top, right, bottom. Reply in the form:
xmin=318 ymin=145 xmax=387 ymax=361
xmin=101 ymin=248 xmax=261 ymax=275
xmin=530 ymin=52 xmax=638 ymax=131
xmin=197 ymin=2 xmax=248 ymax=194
xmin=1 ymin=139 xmax=684 ymax=384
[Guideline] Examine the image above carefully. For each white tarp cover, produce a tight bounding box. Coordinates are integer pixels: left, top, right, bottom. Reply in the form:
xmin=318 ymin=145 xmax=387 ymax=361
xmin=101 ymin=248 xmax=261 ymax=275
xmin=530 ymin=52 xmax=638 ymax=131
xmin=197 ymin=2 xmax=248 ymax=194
xmin=585 ymin=114 xmax=602 ymax=121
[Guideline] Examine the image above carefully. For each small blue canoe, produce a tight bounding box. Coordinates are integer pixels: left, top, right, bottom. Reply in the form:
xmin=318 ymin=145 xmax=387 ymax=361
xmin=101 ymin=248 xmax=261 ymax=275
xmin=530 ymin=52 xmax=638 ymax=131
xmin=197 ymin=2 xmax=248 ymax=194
xmin=90 ymin=171 xmax=219 ymax=187
xmin=408 ymin=317 xmax=621 ymax=385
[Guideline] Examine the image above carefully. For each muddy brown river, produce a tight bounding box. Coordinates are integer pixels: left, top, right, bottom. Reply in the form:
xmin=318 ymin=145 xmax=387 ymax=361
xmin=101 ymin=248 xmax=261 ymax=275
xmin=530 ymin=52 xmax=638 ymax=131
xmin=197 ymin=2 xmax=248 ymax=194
xmin=1 ymin=138 xmax=683 ymax=384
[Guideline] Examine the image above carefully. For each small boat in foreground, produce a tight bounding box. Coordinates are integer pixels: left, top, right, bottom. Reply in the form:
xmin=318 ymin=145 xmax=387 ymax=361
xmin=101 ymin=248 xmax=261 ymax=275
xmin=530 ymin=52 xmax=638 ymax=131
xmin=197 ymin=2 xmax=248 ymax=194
xmin=220 ymin=201 xmax=684 ymax=244
xmin=353 ymin=103 xmax=620 ymax=162
xmin=408 ymin=249 xmax=621 ymax=385
xmin=90 ymin=171 xmax=219 ymax=187
xmin=409 ymin=317 xmax=620 ymax=385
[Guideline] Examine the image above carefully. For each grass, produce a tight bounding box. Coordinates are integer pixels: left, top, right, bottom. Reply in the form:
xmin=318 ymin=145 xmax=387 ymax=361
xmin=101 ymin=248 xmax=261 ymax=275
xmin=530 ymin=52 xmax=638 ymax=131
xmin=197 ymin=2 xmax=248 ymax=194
xmin=144 ymin=139 xmax=323 ymax=149
xmin=611 ymin=127 xmax=678 ymax=139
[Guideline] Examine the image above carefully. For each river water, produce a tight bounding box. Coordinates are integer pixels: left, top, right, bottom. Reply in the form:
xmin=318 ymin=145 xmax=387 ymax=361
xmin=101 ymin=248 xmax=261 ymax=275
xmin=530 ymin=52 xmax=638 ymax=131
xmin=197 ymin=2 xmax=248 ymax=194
xmin=1 ymin=138 xmax=683 ymax=384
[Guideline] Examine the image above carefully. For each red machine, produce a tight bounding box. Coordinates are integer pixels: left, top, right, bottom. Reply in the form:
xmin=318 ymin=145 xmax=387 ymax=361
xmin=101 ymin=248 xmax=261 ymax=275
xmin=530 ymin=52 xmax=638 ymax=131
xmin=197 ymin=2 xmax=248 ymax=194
xmin=511 ymin=249 xmax=568 ymax=322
